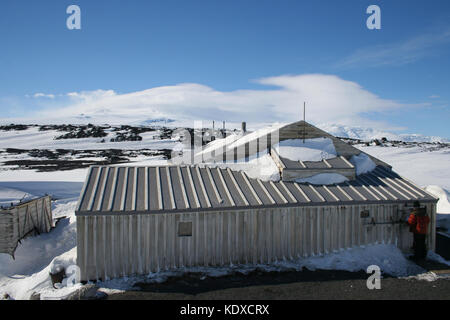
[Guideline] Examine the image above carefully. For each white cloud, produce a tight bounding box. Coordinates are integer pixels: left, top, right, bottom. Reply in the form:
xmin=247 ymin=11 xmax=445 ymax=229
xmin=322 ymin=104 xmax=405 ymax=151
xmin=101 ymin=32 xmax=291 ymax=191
xmin=66 ymin=90 xmax=116 ymax=101
xmin=35 ymin=74 xmax=424 ymax=129
xmin=336 ymin=28 xmax=450 ymax=69
xmin=429 ymin=95 xmax=440 ymax=99
xmin=33 ymin=93 xmax=55 ymax=99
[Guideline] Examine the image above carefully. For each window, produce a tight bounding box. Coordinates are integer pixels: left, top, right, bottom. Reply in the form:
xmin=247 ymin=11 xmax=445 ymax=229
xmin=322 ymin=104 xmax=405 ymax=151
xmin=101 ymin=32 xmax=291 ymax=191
xmin=360 ymin=210 xmax=370 ymax=218
xmin=178 ymin=221 xmax=192 ymax=237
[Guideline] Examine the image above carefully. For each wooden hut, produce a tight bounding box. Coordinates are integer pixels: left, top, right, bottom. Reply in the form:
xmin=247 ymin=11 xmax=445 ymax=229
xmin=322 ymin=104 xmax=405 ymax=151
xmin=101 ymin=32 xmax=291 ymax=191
xmin=0 ymin=196 xmax=53 ymax=258
xmin=76 ymin=165 xmax=437 ymax=281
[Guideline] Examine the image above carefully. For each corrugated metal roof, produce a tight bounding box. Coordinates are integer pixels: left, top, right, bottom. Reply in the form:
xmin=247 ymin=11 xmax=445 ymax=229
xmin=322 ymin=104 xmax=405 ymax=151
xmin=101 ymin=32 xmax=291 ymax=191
xmin=75 ymin=165 xmax=437 ymax=216
xmin=276 ymin=154 xmax=354 ymax=170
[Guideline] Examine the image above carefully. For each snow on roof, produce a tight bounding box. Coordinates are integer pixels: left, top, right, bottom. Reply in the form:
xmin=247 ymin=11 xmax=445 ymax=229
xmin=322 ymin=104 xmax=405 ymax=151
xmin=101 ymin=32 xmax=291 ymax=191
xmin=204 ymin=151 xmax=280 ymax=182
xmin=273 ymin=138 xmax=337 ymax=162
xmin=350 ymin=153 xmax=376 ymax=175
xmin=295 ymin=173 xmax=349 ymax=185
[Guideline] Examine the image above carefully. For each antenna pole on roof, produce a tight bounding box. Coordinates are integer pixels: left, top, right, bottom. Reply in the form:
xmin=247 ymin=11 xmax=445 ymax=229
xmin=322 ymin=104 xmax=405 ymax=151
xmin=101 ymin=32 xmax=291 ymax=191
xmin=303 ymin=101 xmax=306 ymax=144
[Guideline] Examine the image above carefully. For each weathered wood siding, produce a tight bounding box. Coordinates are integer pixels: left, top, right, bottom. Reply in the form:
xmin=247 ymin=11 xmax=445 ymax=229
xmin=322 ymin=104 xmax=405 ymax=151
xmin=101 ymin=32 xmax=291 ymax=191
xmin=0 ymin=196 xmax=52 ymax=257
xmin=77 ymin=202 xmax=436 ymax=281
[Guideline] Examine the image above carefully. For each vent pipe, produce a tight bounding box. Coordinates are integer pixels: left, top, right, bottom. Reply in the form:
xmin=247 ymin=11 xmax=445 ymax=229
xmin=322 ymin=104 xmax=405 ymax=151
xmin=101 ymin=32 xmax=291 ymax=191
xmin=222 ymin=121 xmax=226 ymax=138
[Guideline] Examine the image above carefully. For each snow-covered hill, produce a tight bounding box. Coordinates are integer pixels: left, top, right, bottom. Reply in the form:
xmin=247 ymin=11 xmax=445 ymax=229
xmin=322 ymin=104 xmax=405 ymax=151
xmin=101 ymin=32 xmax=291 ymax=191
xmin=318 ymin=123 xmax=449 ymax=143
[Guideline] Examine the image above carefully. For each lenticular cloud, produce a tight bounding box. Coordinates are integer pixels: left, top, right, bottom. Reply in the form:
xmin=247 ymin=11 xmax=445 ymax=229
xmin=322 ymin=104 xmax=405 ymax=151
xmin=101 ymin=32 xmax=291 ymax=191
xmin=37 ymin=74 xmax=419 ymax=127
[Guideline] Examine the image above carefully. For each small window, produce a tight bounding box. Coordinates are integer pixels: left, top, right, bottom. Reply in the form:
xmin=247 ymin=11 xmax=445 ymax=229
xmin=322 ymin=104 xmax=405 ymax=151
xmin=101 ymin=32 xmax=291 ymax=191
xmin=360 ymin=210 xmax=370 ymax=218
xmin=178 ymin=221 xmax=192 ymax=237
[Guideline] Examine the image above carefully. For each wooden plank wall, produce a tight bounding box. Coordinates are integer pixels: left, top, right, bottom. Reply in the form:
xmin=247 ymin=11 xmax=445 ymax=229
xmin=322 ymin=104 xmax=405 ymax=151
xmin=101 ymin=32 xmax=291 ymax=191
xmin=77 ymin=202 xmax=436 ymax=281
xmin=0 ymin=196 xmax=52 ymax=257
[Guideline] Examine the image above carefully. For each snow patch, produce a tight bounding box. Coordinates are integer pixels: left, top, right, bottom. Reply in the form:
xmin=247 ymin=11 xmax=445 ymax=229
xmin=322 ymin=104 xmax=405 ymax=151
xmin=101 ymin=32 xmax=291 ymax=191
xmin=427 ymin=251 xmax=450 ymax=267
xmin=204 ymin=151 xmax=280 ymax=182
xmin=94 ymin=244 xmax=425 ymax=293
xmin=0 ymin=186 xmax=34 ymax=207
xmin=273 ymin=138 xmax=337 ymax=162
xmin=425 ymin=185 xmax=450 ymax=214
xmin=350 ymin=153 xmax=376 ymax=175
xmin=295 ymin=173 xmax=348 ymax=185
xmin=404 ymin=272 xmax=441 ymax=282
xmin=403 ymin=252 xmax=450 ymax=282
xmin=425 ymin=186 xmax=450 ymax=236
xmin=0 ymin=200 xmax=78 ymax=300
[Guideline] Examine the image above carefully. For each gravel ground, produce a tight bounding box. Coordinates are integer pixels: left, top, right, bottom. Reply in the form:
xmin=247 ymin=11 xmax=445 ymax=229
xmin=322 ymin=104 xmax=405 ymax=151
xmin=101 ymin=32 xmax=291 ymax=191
xmin=106 ymin=267 xmax=450 ymax=300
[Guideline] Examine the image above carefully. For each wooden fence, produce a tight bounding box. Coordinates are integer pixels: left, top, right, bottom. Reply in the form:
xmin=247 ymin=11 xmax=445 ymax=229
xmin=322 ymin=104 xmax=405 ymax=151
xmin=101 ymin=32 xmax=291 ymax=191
xmin=0 ymin=196 xmax=53 ymax=258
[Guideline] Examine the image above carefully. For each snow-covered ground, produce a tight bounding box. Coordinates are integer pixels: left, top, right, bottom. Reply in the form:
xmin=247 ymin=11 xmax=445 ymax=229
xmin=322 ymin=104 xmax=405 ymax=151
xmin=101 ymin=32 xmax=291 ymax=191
xmin=0 ymin=126 xmax=177 ymax=151
xmin=319 ymin=123 xmax=450 ymax=143
xmin=0 ymin=184 xmax=81 ymax=300
xmin=1 ymin=127 xmax=450 ymax=299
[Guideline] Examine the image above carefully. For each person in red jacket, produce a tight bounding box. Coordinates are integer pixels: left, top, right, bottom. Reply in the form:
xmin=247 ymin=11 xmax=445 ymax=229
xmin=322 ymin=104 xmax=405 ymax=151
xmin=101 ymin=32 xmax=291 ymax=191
xmin=408 ymin=201 xmax=430 ymax=260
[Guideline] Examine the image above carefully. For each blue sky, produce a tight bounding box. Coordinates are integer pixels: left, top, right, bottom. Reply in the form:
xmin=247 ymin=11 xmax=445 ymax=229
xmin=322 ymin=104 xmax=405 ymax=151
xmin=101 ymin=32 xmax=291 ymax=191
xmin=0 ymin=0 xmax=449 ymax=138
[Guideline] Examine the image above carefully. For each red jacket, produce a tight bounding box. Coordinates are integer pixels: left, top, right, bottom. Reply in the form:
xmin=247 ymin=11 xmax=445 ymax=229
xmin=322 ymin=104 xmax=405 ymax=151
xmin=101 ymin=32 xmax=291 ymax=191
xmin=408 ymin=212 xmax=430 ymax=235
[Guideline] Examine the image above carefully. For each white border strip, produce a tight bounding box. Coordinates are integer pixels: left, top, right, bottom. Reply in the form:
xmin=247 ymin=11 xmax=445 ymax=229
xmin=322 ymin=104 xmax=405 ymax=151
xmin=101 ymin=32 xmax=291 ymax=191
xmin=95 ymin=167 xmax=110 ymax=211
xmin=279 ymin=181 xmax=297 ymax=203
xmin=323 ymin=185 xmax=340 ymax=202
xmin=166 ymin=166 xmax=176 ymax=209
xmin=217 ymin=168 xmax=235 ymax=206
xmin=195 ymin=166 xmax=212 ymax=208
xmin=270 ymin=181 xmax=288 ymax=204
xmin=87 ymin=167 xmax=102 ymax=211
xmin=336 ymin=185 xmax=353 ymax=201
xmin=309 ymin=185 xmax=326 ymax=202
xmin=293 ymin=183 xmax=311 ymax=202
xmin=177 ymin=166 xmax=190 ymax=209
xmin=107 ymin=167 xmax=119 ymax=211
xmin=187 ymin=167 xmax=201 ymax=208
xmin=120 ymin=167 xmax=129 ymax=211
xmin=242 ymin=172 xmax=263 ymax=205
xmin=345 ymin=182 xmax=367 ymax=201
xmin=156 ymin=167 xmax=163 ymax=210
xmin=227 ymin=168 xmax=249 ymax=206
xmin=207 ymin=167 xmax=223 ymax=204
xmin=257 ymin=180 xmax=276 ymax=204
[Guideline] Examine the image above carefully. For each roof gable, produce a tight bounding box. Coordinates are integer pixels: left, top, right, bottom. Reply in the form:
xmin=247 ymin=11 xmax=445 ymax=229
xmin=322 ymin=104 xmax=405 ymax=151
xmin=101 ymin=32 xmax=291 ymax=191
xmin=192 ymin=121 xmax=390 ymax=168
